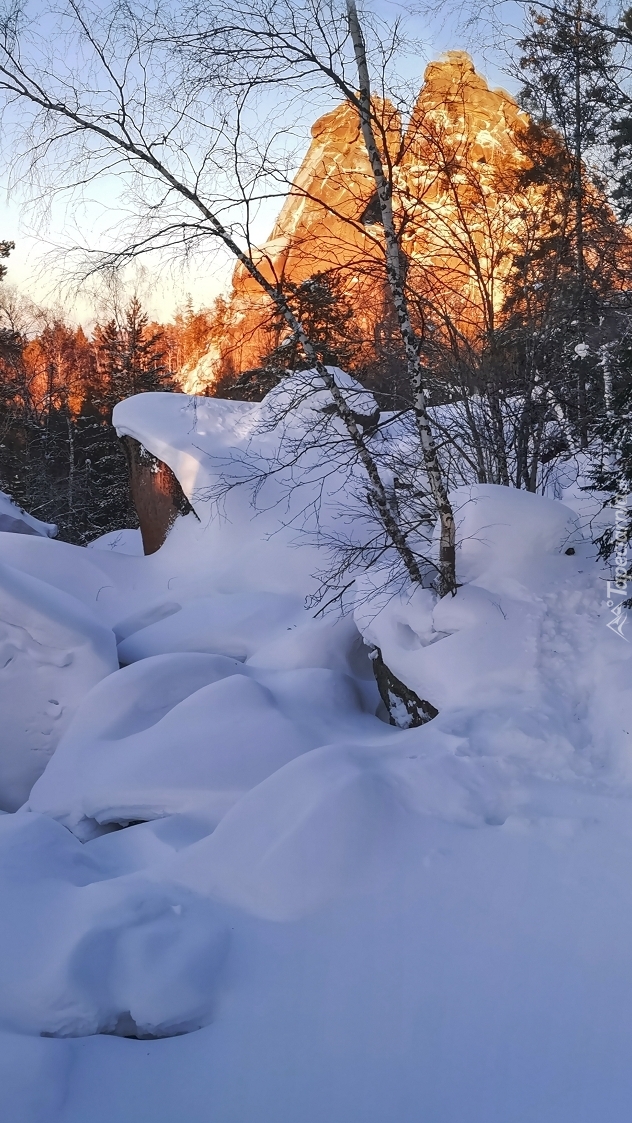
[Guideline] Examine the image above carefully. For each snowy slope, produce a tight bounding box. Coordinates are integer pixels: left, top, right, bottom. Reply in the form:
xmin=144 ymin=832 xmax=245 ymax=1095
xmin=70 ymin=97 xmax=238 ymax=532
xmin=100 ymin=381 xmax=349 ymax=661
xmin=0 ymin=383 xmax=631 ymax=1122
xmin=0 ymin=561 xmax=118 ymax=810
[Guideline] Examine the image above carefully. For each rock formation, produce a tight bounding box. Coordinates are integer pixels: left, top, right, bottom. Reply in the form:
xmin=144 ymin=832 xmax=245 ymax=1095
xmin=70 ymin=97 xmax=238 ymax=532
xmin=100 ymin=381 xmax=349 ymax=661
xmin=183 ymin=96 xmax=400 ymax=390
xmin=182 ymin=52 xmax=628 ymax=393
xmin=398 ymin=53 xmax=531 ymax=325
xmin=121 ymin=437 xmax=195 ymax=554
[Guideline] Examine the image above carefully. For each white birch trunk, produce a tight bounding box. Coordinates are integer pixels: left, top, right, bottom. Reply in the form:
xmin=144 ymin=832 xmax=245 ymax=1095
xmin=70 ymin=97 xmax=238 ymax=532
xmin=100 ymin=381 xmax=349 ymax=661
xmin=600 ymin=344 xmax=614 ymax=419
xmin=346 ymin=0 xmax=456 ymax=596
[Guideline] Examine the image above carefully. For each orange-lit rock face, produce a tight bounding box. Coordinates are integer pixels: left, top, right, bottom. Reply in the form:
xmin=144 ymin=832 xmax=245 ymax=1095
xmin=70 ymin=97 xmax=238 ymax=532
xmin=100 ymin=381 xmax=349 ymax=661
xmin=397 ymin=52 xmax=534 ymax=339
xmin=122 ymin=437 xmax=194 ymax=555
xmin=184 ymin=52 xmax=627 ymax=392
xmin=196 ymin=97 xmax=400 ymax=384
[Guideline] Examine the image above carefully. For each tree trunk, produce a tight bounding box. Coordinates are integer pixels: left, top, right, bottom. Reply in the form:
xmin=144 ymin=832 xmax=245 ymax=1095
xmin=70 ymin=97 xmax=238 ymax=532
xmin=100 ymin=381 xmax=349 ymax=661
xmin=601 ymin=345 xmax=614 ymax=418
xmin=574 ymin=0 xmax=588 ymax=448
xmin=346 ymin=0 xmax=456 ymax=597
xmin=66 ymin=410 xmax=75 ymax=537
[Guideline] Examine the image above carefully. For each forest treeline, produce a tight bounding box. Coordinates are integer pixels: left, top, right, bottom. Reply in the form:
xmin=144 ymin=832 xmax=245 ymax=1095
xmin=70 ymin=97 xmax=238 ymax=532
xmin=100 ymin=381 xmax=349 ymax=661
xmin=0 ymin=285 xmax=216 ymax=542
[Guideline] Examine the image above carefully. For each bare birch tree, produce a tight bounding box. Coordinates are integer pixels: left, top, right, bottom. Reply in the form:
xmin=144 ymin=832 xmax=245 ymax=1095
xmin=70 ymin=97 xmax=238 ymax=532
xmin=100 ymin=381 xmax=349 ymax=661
xmin=175 ymin=0 xmax=457 ymax=593
xmin=345 ymin=0 xmax=456 ymax=595
xmin=0 ymin=0 xmax=451 ymax=722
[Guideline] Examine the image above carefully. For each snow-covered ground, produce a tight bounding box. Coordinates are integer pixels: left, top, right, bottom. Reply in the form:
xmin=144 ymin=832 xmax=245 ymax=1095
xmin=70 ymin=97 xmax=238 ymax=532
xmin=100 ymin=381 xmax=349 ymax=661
xmin=1 ymin=379 xmax=631 ymax=1122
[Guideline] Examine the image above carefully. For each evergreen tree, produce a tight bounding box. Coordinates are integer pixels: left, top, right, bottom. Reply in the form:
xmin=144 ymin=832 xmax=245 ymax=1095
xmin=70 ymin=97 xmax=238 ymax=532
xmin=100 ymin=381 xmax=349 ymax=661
xmin=223 ymin=272 xmax=362 ymax=401
xmin=0 ymin=277 xmax=182 ymax=545
xmin=603 ymin=7 xmax=632 ymax=219
xmin=168 ymin=297 xmax=216 ymax=372
xmin=0 ymin=241 xmax=17 ymax=361
xmin=94 ymin=295 xmax=174 ymax=410
xmin=79 ymin=296 xmax=176 ymax=542
xmin=518 ymin=0 xmax=616 ymax=234
xmin=517 ymin=0 xmax=620 ymax=445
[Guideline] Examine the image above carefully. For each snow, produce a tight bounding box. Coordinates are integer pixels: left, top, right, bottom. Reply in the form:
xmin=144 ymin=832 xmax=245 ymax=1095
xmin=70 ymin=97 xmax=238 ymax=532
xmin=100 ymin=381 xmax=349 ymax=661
xmin=0 ymin=559 xmax=118 ymax=811
xmin=355 ymin=484 xmax=587 ymax=713
xmin=27 ymin=655 xmax=378 ymax=841
xmin=87 ymin=528 xmax=144 ymax=555
xmin=0 ymin=489 xmax=57 ymax=537
xmin=109 ymin=376 xmax=383 ymax=601
xmin=116 ymin=592 xmax=303 ymax=662
xmin=1 ymin=383 xmax=632 ymax=1120
xmin=0 ymin=811 xmax=228 ymax=1038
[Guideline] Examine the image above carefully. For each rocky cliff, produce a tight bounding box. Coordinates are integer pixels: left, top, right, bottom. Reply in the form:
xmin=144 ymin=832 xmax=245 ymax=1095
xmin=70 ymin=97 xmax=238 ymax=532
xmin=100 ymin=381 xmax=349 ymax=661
xmin=181 ymin=52 xmax=625 ymax=393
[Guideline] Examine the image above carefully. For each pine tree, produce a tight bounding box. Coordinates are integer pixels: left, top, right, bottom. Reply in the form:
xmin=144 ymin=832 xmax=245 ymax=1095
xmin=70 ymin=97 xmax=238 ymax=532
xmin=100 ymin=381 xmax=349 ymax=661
xmin=94 ymin=295 xmax=175 ymax=410
xmin=517 ymin=0 xmax=619 ymax=446
xmin=0 ymin=281 xmax=183 ymax=545
xmin=519 ymin=0 xmax=616 ymax=247
xmin=81 ymin=296 xmax=177 ymax=542
xmin=224 ymin=272 xmax=362 ymax=401
xmin=597 ymin=4 xmax=632 ymax=222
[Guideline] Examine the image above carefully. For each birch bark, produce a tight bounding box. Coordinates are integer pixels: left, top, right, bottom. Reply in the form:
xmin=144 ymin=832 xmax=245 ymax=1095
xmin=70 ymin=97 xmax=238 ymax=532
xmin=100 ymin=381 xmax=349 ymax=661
xmin=346 ymin=0 xmax=456 ymax=595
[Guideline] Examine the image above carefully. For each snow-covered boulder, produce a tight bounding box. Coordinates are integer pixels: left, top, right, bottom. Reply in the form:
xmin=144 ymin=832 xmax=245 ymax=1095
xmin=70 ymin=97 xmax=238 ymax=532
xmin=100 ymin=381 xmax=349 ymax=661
xmin=0 ymin=561 xmax=118 ymax=810
xmin=0 ymin=491 xmax=56 ymax=538
xmin=355 ymin=484 xmax=583 ymax=714
xmin=110 ymin=376 xmax=383 ymax=601
xmin=26 ymin=651 xmax=378 ymax=839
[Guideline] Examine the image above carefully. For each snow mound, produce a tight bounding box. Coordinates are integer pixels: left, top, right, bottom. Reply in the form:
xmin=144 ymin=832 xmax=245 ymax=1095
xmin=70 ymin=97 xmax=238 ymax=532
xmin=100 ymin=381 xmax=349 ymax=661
xmin=0 ymin=812 xmax=228 ymax=1037
xmin=259 ymin=365 xmax=378 ymax=424
xmin=87 ymin=528 xmax=144 ymax=555
xmin=165 ymin=728 xmax=514 ymax=922
xmin=356 ymin=483 xmax=632 ymax=786
xmin=0 ymin=531 xmax=141 ymax=625
xmin=452 ymin=482 xmax=581 ymax=584
xmin=117 ymin=591 xmax=303 ymax=663
xmin=27 ymin=653 xmax=379 ymax=840
xmin=0 ymin=491 xmax=57 ymax=538
xmin=0 ymin=560 xmax=118 ymax=811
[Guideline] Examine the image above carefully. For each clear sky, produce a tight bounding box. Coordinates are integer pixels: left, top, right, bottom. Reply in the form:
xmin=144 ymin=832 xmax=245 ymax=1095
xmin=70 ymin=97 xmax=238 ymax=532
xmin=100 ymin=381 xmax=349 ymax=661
xmin=0 ymin=0 xmax=524 ymax=328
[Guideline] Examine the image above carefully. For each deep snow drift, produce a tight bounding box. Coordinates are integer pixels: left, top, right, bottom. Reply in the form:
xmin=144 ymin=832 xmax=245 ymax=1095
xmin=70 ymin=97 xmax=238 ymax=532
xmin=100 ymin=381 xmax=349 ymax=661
xmin=0 ymin=376 xmax=631 ymax=1122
